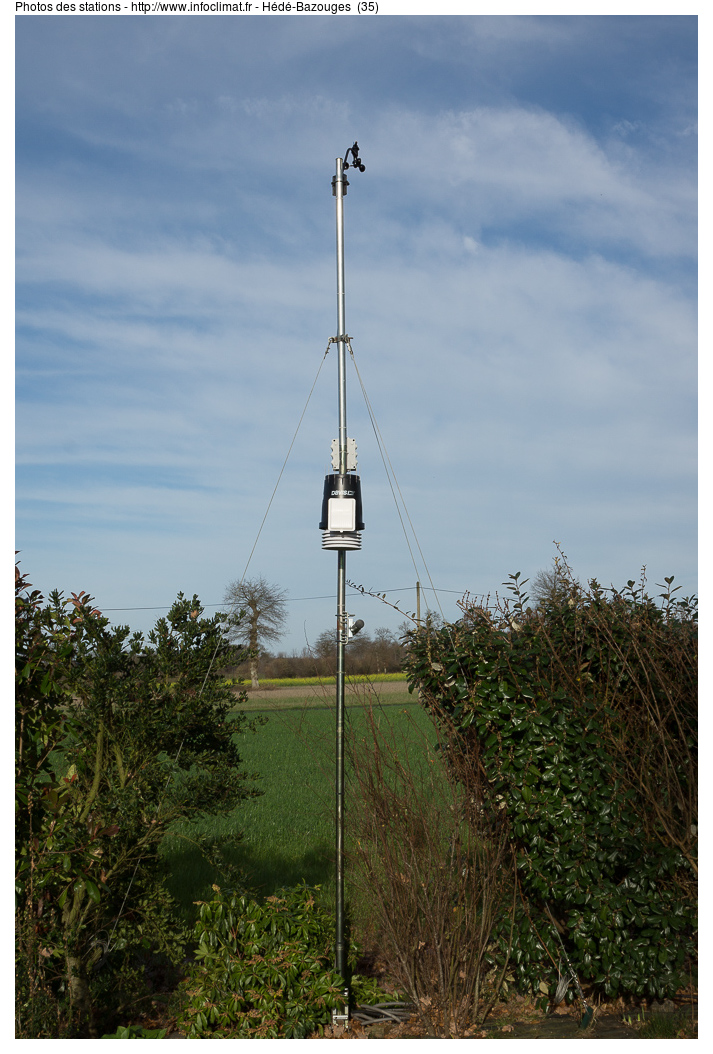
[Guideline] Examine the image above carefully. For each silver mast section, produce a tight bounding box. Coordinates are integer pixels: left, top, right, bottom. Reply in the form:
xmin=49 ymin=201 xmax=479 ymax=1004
xmin=336 ymin=155 xmax=348 ymax=475
xmin=333 ymin=153 xmax=349 ymax=1013
xmin=323 ymin=143 xmax=365 ymax=1027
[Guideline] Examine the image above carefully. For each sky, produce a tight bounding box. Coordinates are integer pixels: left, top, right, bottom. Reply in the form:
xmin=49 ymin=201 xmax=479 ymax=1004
xmin=14 ymin=8 xmax=698 ymax=657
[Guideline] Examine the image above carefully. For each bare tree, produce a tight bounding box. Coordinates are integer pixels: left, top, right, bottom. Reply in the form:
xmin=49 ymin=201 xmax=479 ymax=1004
xmin=308 ymin=625 xmax=405 ymax=677
xmin=347 ymin=704 xmax=516 ymax=1036
xmin=224 ymin=576 xmax=288 ymax=689
xmin=530 ymin=556 xmax=579 ymax=610
xmin=312 ymin=628 xmax=338 ymax=661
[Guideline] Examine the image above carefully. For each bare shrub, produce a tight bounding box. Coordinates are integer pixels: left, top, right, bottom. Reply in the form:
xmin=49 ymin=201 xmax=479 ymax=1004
xmin=346 ymin=704 xmax=515 ymax=1037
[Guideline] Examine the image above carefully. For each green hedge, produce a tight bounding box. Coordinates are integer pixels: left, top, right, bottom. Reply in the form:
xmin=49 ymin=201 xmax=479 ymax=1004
xmin=402 ymin=573 xmax=697 ymax=1002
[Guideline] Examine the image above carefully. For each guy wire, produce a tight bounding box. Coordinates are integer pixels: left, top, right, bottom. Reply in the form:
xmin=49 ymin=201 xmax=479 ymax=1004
xmin=348 ymin=341 xmax=445 ymax=626
xmin=348 ymin=341 xmax=474 ymax=699
xmin=238 ymin=342 xmax=332 ymax=587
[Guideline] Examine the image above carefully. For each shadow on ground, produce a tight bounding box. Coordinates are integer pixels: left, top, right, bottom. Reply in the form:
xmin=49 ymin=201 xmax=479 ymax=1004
xmin=160 ymin=838 xmax=333 ymax=920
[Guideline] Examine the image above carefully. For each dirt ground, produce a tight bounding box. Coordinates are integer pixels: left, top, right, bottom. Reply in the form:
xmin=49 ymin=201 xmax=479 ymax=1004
xmin=316 ymin=989 xmax=697 ymax=1039
xmin=158 ymin=993 xmax=696 ymax=1040
xmin=244 ymin=679 xmax=410 ymax=701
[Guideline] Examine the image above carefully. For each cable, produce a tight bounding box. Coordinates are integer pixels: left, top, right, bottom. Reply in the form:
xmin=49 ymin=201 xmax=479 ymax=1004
xmin=347 ymin=340 xmax=474 ymax=697
xmin=351 ymin=1002 xmax=415 ymax=1025
xmin=347 ymin=342 xmax=422 ymax=591
xmin=100 ymin=587 xmax=466 ymax=615
xmin=238 ymin=342 xmax=332 ymax=587
xmin=348 ymin=342 xmax=451 ymax=628
xmin=97 ymin=338 xmax=463 ymax=621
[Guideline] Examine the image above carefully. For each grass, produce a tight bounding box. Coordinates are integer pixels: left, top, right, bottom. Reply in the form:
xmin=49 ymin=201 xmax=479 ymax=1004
xmin=238 ymin=686 xmax=416 ymax=712
xmin=159 ymin=693 xmax=435 ymax=922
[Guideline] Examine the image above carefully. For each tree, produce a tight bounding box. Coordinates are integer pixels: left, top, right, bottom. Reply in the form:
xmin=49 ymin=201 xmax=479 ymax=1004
xmin=530 ymin=556 xmax=579 ymax=610
xmin=312 ymin=628 xmax=338 ymax=672
xmin=307 ymin=625 xmax=405 ymax=677
xmin=223 ymin=576 xmax=288 ymax=689
xmin=370 ymin=627 xmax=403 ymax=674
xmin=16 ymin=563 xmax=256 ymax=1037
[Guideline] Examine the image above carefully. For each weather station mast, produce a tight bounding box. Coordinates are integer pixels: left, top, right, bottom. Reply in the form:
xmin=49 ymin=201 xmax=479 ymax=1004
xmin=319 ymin=142 xmax=366 ymax=1027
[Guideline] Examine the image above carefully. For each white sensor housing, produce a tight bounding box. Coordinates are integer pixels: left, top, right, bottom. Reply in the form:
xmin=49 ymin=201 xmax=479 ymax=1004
xmin=327 ymin=497 xmax=356 ymax=531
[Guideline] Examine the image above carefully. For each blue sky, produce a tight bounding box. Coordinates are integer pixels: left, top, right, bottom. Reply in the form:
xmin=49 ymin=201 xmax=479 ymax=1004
xmin=14 ymin=10 xmax=698 ymax=656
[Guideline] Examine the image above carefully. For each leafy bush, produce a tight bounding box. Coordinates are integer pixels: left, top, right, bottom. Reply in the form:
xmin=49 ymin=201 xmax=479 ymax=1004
xmin=15 ymin=562 xmax=258 ymax=1037
xmin=178 ymin=883 xmax=369 ymax=1038
xmin=402 ymin=564 xmax=697 ymax=1003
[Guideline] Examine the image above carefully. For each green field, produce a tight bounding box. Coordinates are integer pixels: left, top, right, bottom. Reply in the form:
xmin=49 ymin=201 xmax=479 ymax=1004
xmin=159 ymin=695 xmax=434 ymax=920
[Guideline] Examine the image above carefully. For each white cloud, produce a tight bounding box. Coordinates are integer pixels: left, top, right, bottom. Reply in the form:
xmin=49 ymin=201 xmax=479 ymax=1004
xmin=361 ymin=106 xmax=696 ymax=260
xmin=17 ymin=233 xmax=695 ymax=510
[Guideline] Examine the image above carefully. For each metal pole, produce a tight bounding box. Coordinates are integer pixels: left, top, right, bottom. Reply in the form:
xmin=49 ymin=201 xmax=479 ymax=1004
xmin=335 ymin=156 xmax=348 ymax=476
xmin=333 ymin=156 xmax=349 ymax=1006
